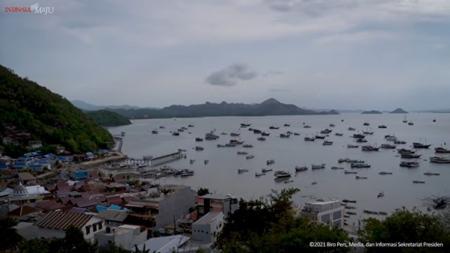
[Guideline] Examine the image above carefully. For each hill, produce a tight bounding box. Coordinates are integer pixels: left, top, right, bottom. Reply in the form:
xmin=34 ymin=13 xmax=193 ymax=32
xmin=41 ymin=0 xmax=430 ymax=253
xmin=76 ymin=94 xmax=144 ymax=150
xmin=390 ymin=108 xmax=408 ymax=114
xmin=106 ymin=98 xmax=338 ymax=119
xmin=71 ymin=100 xmax=157 ymax=111
xmin=0 ymin=65 xmax=113 ymax=154
xmin=85 ymin=110 xmax=131 ymax=127
xmin=361 ymin=110 xmax=382 ymax=114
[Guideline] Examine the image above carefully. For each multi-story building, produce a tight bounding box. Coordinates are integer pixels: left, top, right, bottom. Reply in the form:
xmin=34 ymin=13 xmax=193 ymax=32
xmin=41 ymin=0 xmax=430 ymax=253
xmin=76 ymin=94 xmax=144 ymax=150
xmin=192 ymin=211 xmax=224 ymax=243
xmin=196 ymin=193 xmax=238 ymax=219
xmin=300 ymin=199 xmax=344 ymax=228
xmin=95 ymin=224 xmax=147 ymax=249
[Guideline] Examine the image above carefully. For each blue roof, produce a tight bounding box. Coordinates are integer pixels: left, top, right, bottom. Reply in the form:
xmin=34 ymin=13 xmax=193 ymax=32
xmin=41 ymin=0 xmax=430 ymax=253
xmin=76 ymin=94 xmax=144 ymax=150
xmin=31 ymin=152 xmax=39 ymax=156
xmin=96 ymin=205 xmax=107 ymax=213
xmin=57 ymin=156 xmax=73 ymax=162
xmin=13 ymin=162 xmax=27 ymax=168
xmin=98 ymin=149 xmax=109 ymax=154
xmin=29 ymin=164 xmax=43 ymax=171
xmin=0 ymin=164 xmax=8 ymax=170
xmin=35 ymin=150 xmax=42 ymax=154
xmin=18 ymin=156 xmax=28 ymax=160
xmin=86 ymin=152 xmax=94 ymax=157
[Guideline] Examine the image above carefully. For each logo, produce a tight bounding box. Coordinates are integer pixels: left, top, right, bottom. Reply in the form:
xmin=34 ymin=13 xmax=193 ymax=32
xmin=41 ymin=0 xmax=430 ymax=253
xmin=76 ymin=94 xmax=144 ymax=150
xmin=4 ymin=2 xmax=54 ymax=15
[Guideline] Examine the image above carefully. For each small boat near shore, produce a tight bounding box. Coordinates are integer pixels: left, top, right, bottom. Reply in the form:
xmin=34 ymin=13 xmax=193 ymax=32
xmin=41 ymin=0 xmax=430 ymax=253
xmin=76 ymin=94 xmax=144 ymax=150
xmin=238 ymin=168 xmax=249 ymax=173
xmin=351 ymin=163 xmax=371 ymax=168
xmin=424 ymin=172 xmax=440 ymax=176
xmin=413 ymin=142 xmax=431 ymax=149
xmin=304 ymin=137 xmax=315 ymax=141
xmin=237 ymin=151 xmax=248 ymax=155
xmin=267 ymin=159 xmax=275 ymax=165
xmin=195 ymin=138 xmax=203 ymax=142
xmin=401 ymin=153 xmax=421 ymax=159
xmin=344 ymin=171 xmax=357 ymax=174
xmin=430 ymin=156 xmax=450 ymax=163
xmin=400 ymin=161 xmax=419 ymax=168
xmin=379 ymin=172 xmax=393 ymax=175
xmin=243 ymin=144 xmax=253 ymax=148
xmin=378 ymin=192 xmax=384 ymax=198
xmin=435 ymin=147 xmax=450 ymax=153
xmin=257 ymin=137 xmax=266 ymax=141
xmin=331 ymin=166 xmax=344 ymax=170
xmin=262 ymin=168 xmax=273 ymax=173
xmin=295 ymin=166 xmax=308 ymax=172
xmin=255 ymin=172 xmax=265 ymax=177
xmin=378 ymin=125 xmax=387 ymax=129
xmin=347 ymin=144 xmax=359 ymax=148
xmin=362 ymin=145 xmax=379 ymax=151
xmin=356 ymin=176 xmax=368 ymax=179
xmin=246 ymin=155 xmax=255 ymax=159
xmin=323 ymin=141 xmax=333 ymax=146
xmin=335 ymin=133 xmax=343 ymax=136
xmin=381 ymin=144 xmax=396 ymax=149
xmin=312 ymin=164 xmax=326 ymax=170
xmin=274 ymin=170 xmax=291 ymax=178
xmin=152 ymin=130 xmax=158 ymax=134
xmin=343 ymin=199 xmax=357 ymax=203
xmin=413 ymin=180 xmax=425 ymax=184
xmin=195 ymin=146 xmax=204 ymax=151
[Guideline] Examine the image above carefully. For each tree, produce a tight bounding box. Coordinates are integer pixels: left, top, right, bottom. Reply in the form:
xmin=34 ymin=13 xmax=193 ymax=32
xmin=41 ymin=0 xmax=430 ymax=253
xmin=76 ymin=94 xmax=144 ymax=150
xmin=0 ymin=218 xmax=22 ymax=251
xmin=132 ymin=244 xmax=149 ymax=253
xmin=359 ymin=208 xmax=450 ymax=252
xmin=214 ymin=188 xmax=351 ymax=253
xmin=63 ymin=225 xmax=97 ymax=253
xmin=197 ymin=187 xmax=210 ymax=196
xmin=19 ymin=238 xmax=50 ymax=253
xmin=99 ymin=242 xmax=129 ymax=253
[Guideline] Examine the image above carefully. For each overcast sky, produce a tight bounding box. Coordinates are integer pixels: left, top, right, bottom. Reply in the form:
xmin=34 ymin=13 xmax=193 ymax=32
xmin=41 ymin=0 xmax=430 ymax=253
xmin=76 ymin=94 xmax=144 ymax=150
xmin=1 ymin=0 xmax=449 ymax=110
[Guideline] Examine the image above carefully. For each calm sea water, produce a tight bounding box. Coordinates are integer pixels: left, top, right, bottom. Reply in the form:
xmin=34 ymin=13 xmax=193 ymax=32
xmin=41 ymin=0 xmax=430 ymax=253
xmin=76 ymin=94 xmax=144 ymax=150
xmin=108 ymin=114 xmax=450 ymax=227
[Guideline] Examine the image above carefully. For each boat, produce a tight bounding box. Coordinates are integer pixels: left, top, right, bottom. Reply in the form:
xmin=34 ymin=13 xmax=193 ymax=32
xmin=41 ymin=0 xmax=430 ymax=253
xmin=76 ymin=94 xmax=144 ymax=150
xmin=293 ymin=133 xmax=300 ymax=136
xmin=385 ymin=135 xmax=397 ymax=141
xmin=408 ymin=122 xmax=414 ymax=126
xmin=253 ymin=129 xmax=262 ymax=134
xmin=342 ymin=199 xmax=357 ymax=203
xmin=261 ymin=132 xmax=270 ymax=136
xmin=356 ymin=176 xmax=368 ymax=179
xmin=304 ymin=137 xmax=315 ymax=141
xmin=401 ymin=153 xmax=421 ymax=159
xmin=335 ymin=133 xmax=343 ymax=136
xmin=323 ymin=141 xmax=333 ymax=145
xmin=424 ymin=172 xmax=440 ymax=176
xmin=274 ymin=171 xmax=291 ymax=178
xmin=280 ymin=133 xmax=290 ymax=138
xmin=172 ymin=132 xmax=180 ymax=136
xmin=205 ymin=133 xmax=219 ymax=140
xmin=347 ymin=144 xmax=359 ymax=148
xmin=430 ymin=156 xmax=450 ymax=163
xmin=188 ymin=124 xmax=194 ymax=127
xmin=190 ymin=159 xmax=195 ymax=164
xmin=295 ymin=166 xmax=308 ymax=172
xmin=303 ymin=125 xmax=311 ymax=129
xmin=181 ymin=170 xmax=194 ymax=177
xmin=413 ymin=180 xmax=425 ymax=184
xmin=217 ymin=144 xmax=225 ymax=148
xmin=285 ymin=180 xmax=294 ymax=184
xmin=435 ymin=147 xmax=450 ymax=153
xmin=225 ymin=144 xmax=236 ymax=147
xmin=320 ymin=129 xmax=332 ymax=134
xmin=243 ymin=144 xmax=253 ymax=148
xmin=403 ymin=116 xmax=407 ymax=123
xmin=380 ymin=144 xmax=396 ymax=149
xmin=221 ymin=132 xmax=228 ymax=135
xmin=331 ymin=166 xmax=344 ymax=170
xmin=238 ymin=168 xmax=249 ymax=173
xmin=286 ymin=131 xmax=293 ymax=135
xmin=394 ymin=140 xmax=406 ymax=145
xmin=353 ymin=134 xmax=365 ymax=139
xmin=178 ymin=129 xmax=184 ymax=132
xmin=230 ymin=140 xmax=244 ymax=145
xmin=356 ymin=138 xmax=367 ymax=143
xmin=348 ymin=159 xmax=365 ymax=164
xmin=237 ymin=151 xmax=248 ymax=155
xmin=257 ymin=137 xmax=266 ymax=141
xmin=284 ymin=124 xmax=290 ymax=127
xmin=315 ymin=135 xmax=326 ymax=139
xmin=345 ymin=206 xmax=356 ymax=210
xmin=204 ymin=160 xmax=209 ymax=165
xmin=311 ymin=182 xmax=317 ymax=185
xmin=255 ymin=172 xmax=265 ymax=177
xmin=398 ymin=148 xmax=416 ymax=154
xmin=400 ymin=161 xmax=419 ymax=168
xmin=159 ymin=126 xmax=165 ymax=129
xmin=362 ymin=145 xmax=380 ymax=151
xmin=363 ymin=122 xmax=370 ymax=126
xmin=151 ymin=130 xmax=158 ymax=134
xmin=351 ymin=163 xmax=371 ymax=168
xmin=379 ymin=172 xmax=393 ymax=175
xmin=378 ymin=125 xmax=387 ymax=129
xmin=267 ymin=159 xmax=275 ymax=165
xmin=338 ymin=158 xmax=349 ymax=163
xmin=330 ymin=124 xmax=335 ymax=127
xmin=312 ymin=164 xmax=326 ymax=170
xmin=269 ymin=126 xmax=280 ymax=130
xmin=348 ymin=127 xmax=356 ymax=131
xmin=413 ymin=142 xmax=431 ymax=149
xmin=378 ymin=192 xmax=384 ymax=198
xmin=195 ymin=138 xmax=203 ymax=142
xmin=262 ymin=168 xmax=273 ymax=173
xmin=240 ymin=121 xmax=251 ymax=128
xmin=246 ymin=155 xmax=255 ymax=159
xmin=363 ymin=131 xmax=374 ymax=135
xmin=433 ymin=119 xmax=436 ymax=122
xmin=344 ymin=171 xmax=357 ymax=174
xmin=195 ymin=146 xmax=204 ymax=151
xmin=230 ymin=133 xmax=240 ymax=137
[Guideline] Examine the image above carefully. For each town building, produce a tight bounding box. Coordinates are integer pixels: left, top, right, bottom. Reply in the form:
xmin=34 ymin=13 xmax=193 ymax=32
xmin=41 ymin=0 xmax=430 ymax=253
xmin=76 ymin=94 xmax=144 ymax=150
xmin=95 ymin=224 xmax=147 ymax=250
xmin=18 ymin=172 xmax=37 ymax=185
xmin=135 ymin=234 xmax=190 ymax=253
xmin=196 ymin=193 xmax=238 ymax=219
xmin=300 ymin=199 xmax=344 ymax=228
xmin=192 ymin=211 xmax=224 ymax=244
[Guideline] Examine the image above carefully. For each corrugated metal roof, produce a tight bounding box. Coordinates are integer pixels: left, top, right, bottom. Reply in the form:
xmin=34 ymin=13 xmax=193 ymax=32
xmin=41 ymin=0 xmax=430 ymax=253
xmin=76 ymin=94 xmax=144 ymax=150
xmin=34 ymin=211 xmax=93 ymax=230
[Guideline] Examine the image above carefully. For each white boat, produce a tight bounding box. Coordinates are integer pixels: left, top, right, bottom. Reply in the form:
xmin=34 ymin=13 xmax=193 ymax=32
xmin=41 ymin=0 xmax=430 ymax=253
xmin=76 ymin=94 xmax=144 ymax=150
xmin=274 ymin=171 xmax=291 ymax=178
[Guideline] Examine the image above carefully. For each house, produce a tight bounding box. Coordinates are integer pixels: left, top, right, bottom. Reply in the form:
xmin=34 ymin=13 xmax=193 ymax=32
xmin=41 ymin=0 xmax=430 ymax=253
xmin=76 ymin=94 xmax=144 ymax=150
xmin=85 ymin=152 xmax=95 ymax=160
xmin=196 ymin=193 xmax=238 ymax=219
xmin=18 ymin=172 xmax=37 ymax=185
xmin=95 ymin=224 xmax=147 ymax=249
xmin=34 ymin=211 xmax=105 ymax=241
xmin=28 ymin=140 xmax=43 ymax=149
xmin=97 ymin=209 xmax=128 ymax=226
xmin=125 ymin=185 xmax=196 ymax=230
xmin=9 ymin=183 xmax=48 ymax=204
xmin=192 ymin=211 xmax=224 ymax=244
xmin=300 ymin=199 xmax=344 ymax=228
xmin=8 ymin=205 xmax=43 ymax=222
xmin=134 ymin=235 xmax=190 ymax=253
xmin=73 ymin=171 xmax=88 ymax=180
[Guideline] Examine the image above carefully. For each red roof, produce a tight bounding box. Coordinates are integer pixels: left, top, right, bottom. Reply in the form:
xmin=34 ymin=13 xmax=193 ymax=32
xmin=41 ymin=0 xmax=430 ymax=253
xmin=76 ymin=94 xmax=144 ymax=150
xmin=34 ymin=211 xmax=93 ymax=230
xmin=35 ymin=200 xmax=66 ymax=212
xmin=18 ymin=173 xmax=36 ymax=181
xmin=8 ymin=205 xmax=41 ymax=217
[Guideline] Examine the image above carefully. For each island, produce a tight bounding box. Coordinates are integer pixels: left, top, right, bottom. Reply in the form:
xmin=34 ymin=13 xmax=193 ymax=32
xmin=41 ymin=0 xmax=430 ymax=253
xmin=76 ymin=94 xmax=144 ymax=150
xmin=390 ymin=108 xmax=408 ymax=114
xmin=85 ymin=110 xmax=132 ymax=127
xmin=361 ymin=110 xmax=383 ymax=114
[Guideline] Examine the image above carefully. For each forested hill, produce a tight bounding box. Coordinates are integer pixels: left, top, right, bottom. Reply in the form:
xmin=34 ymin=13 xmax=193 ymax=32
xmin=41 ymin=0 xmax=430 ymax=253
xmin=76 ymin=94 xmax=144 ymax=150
xmin=0 ymin=65 xmax=113 ymax=154
xmin=85 ymin=110 xmax=131 ymax=127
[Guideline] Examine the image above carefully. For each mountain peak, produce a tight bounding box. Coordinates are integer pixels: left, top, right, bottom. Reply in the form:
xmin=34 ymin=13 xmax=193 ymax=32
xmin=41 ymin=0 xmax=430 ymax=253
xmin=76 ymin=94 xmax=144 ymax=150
xmin=390 ymin=108 xmax=408 ymax=114
xmin=260 ymin=98 xmax=281 ymax=105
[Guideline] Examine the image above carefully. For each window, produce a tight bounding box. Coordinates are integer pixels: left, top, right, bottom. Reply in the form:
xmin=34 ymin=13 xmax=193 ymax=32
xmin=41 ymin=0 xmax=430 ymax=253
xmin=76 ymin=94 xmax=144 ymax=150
xmin=93 ymin=223 xmax=97 ymax=232
xmin=86 ymin=226 xmax=91 ymax=235
xmin=98 ymin=221 xmax=103 ymax=230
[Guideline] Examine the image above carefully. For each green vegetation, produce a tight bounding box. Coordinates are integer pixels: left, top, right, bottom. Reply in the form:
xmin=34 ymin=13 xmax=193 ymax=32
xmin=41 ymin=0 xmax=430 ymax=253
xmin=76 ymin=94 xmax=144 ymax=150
xmin=214 ymin=188 xmax=351 ymax=252
xmin=359 ymin=208 xmax=450 ymax=252
xmin=197 ymin=187 xmax=210 ymax=196
xmin=85 ymin=110 xmax=131 ymax=127
xmin=0 ymin=218 xmax=22 ymax=251
xmin=0 ymin=65 xmax=113 ymax=154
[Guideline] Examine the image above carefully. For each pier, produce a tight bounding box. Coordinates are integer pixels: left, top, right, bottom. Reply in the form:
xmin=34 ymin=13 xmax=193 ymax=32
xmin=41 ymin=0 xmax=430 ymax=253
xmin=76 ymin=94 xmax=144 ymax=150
xmin=120 ymin=151 xmax=185 ymax=167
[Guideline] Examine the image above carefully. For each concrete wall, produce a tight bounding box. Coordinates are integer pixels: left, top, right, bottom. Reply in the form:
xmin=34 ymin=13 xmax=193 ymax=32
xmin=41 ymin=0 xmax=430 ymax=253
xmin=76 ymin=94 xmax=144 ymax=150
xmin=155 ymin=188 xmax=196 ymax=229
xmin=95 ymin=226 xmax=147 ymax=250
xmin=36 ymin=216 xmax=105 ymax=242
xmin=192 ymin=212 xmax=224 ymax=243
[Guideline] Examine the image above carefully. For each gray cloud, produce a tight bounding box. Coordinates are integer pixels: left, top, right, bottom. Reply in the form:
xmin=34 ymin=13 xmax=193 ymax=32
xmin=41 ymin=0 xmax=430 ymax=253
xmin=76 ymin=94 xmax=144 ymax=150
xmin=269 ymin=88 xmax=290 ymax=92
xmin=206 ymin=63 xmax=258 ymax=86
xmin=263 ymin=70 xmax=284 ymax=77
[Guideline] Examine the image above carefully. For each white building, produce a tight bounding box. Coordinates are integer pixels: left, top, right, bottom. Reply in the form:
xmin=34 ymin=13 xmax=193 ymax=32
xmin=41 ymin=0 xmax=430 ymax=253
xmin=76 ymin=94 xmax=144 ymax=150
xmin=135 ymin=234 xmax=190 ymax=253
xmin=196 ymin=193 xmax=238 ymax=219
xmin=95 ymin=224 xmax=147 ymax=249
xmin=300 ymin=199 xmax=344 ymax=228
xmin=33 ymin=211 xmax=105 ymax=242
xmin=192 ymin=211 xmax=224 ymax=243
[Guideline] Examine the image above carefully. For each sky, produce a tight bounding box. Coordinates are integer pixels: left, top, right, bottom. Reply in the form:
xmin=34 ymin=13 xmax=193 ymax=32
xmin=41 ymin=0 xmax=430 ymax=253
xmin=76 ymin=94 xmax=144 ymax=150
xmin=1 ymin=0 xmax=450 ymax=111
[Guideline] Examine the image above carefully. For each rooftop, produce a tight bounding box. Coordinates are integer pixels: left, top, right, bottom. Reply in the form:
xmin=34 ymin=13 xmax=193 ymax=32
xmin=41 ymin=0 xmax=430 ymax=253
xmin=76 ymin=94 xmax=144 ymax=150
xmin=18 ymin=172 xmax=36 ymax=181
xmin=200 ymin=193 xmax=233 ymax=200
xmin=97 ymin=209 xmax=128 ymax=222
xmin=193 ymin=211 xmax=223 ymax=225
xmin=34 ymin=211 xmax=95 ymax=230
xmin=134 ymin=235 xmax=189 ymax=252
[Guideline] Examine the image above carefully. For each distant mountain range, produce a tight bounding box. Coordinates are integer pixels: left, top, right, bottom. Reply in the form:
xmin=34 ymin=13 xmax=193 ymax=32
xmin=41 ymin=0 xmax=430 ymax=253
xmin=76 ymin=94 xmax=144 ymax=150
xmin=389 ymin=108 xmax=408 ymax=114
xmin=362 ymin=110 xmax=382 ymax=114
xmin=71 ymin=100 xmax=158 ymax=111
xmin=83 ymin=98 xmax=339 ymax=119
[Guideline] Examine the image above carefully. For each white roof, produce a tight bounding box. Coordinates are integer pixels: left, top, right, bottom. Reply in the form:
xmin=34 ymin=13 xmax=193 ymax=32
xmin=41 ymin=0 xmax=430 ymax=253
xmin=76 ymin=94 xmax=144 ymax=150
xmin=134 ymin=235 xmax=189 ymax=253
xmin=25 ymin=185 xmax=49 ymax=195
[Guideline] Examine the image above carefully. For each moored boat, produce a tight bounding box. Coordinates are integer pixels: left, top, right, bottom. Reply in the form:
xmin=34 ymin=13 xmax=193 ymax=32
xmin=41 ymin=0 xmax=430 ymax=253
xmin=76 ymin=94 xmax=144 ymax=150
xmin=257 ymin=137 xmax=266 ymax=141
xmin=347 ymin=144 xmax=359 ymax=148
xmin=238 ymin=168 xmax=249 ymax=173
xmin=378 ymin=125 xmax=387 ymax=129
xmin=267 ymin=159 xmax=275 ymax=165
xmin=381 ymin=144 xmax=396 ymax=149
xmin=413 ymin=142 xmax=431 ymax=149
xmin=230 ymin=140 xmax=244 ymax=145
xmin=351 ymin=163 xmax=371 ymax=168
xmin=335 ymin=133 xmax=343 ymax=136
xmin=356 ymin=176 xmax=368 ymax=179
xmin=195 ymin=138 xmax=203 ymax=142
xmin=280 ymin=133 xmax=290 ymax=138
xmin=195 ymin=146 xmax=204 ymax=151
xmin=424 ymin=172 xmax=440 ymax=176
xmin=323 ymin=141 xmax=333 ymax=145
xmin=151 ymin=130 xmax=158 ymax=134
xmin=379 ymin=172 xmax=393 ymax=175
xmin=243 ymin=144 xmax=253 ymax=148
xmin=344 ymin=171 xmax=357 ymax=174
xmin=315 ymin=135 xmax=326 ymax=139
xmin=401 ymin=153 xmax=421 ymax=159
xmin=304 ymin=137 xmax=315 ymax=141
xmin=255 ymin=172 xmax=265 ymax=177
xmin=400 ymin=161 xmax=419 ymax=168
xmin=378 ymin=192 xmax=384 ymax=198
xmin=262 ymin=168 xmax=273 ymax=173
xmin=362 ymin=145 xmax=379 ymax=151
xmin=435 ymin=147 xmax=450 ymax=153
xmin=312 ymin=164 xmax=326 ymax=170
xmin=295 ymin=166 xmax=308 ymax=172
xmin=331 ymin=166 xmax=344 ymax=170
xmin=274 ymin=170 xmax=291 ymax=178
xmin=413 ymin=180 xmax=425 ymax=184
xmin=430 ymin=156 xmax=450 ymax=163
xmin=246 ymin=155 xmax=255 ymax=159
xmin=237 ymin=151 xmax=248 ymax=155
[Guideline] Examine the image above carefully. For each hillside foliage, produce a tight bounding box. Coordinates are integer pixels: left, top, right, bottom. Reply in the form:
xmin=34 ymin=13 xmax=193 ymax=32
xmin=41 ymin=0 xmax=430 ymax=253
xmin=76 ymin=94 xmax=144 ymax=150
xmin=84 ymin=110 xmax=131 ymax=127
